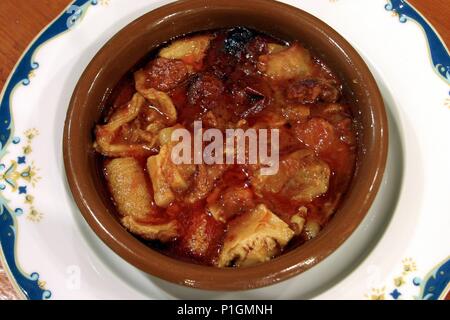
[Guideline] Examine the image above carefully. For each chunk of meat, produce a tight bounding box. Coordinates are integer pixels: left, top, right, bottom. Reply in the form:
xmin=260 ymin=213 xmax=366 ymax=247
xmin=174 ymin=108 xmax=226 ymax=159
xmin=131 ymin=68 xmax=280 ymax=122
xmin=95 ymin=93 xmax=156 ymax=157
xmin=134 ymin=57 xmax=190 ymax=92
xmin=180 ymin=209 xmax=225 ymax=261
xmin=258 ymin=43 xmax=313 ymax=80
xmin=159 ymin=35 xmax=213 ymax=67
xmin=218 ymin=204 xmax=294 ymax=267
xmin=121 ymin=216 xmax=178 ymax=242
xmin=105 ymin=158 xmax=178 ymax=242
xmin=187 ymin=73 xmax=224 ymax=108
xmin=286 ymin=78 xmax=341 ymax=104
xmin=207 ymin=186 xmax=255 ymax=223
xmin=252 ymin=149 xmax=330 ymax=203
xmin=147 ymin=127 xmax=196 ymax=208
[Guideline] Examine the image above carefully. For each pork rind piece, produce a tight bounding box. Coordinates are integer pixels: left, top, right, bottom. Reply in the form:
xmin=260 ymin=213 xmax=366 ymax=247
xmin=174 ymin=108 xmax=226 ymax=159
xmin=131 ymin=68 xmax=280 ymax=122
xmin=159 ymin=35 xmax=213 ymax=65
xmin=95 ymin=93 xmax=153 ymax=157
xmin=218 ymin=204 xmax=294 ymax=267
xmin=252 ymin=149 xmax=330 ymax=202
xmin=121 ymin=216 xmax=178 ymax=242
xmin=258 ymin=43 xmax=313 ymax=80
xmin=147 ymin=126 xmax=196 ymax=208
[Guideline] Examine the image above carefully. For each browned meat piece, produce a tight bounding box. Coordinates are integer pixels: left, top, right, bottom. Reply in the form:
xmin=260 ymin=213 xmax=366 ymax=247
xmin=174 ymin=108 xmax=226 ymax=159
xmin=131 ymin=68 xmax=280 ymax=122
xmin=286 ymin=78 xmax=341 ymax=104
xmin=135 ymin=57 xmax=190 ymax=92
xmin=188 ymin=73 xmax=224 ymax=108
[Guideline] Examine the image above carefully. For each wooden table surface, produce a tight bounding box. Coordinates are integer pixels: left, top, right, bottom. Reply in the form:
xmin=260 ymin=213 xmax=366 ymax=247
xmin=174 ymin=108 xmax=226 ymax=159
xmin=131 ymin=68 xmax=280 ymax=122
xmin=0 ymin=0 xmax=449 ymax=300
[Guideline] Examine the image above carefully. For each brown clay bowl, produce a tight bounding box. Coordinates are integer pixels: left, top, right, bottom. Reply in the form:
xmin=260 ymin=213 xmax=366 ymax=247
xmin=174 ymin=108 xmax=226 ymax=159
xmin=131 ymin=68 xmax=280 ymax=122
xmin=63 ymin=0 xmax=388 ymax=290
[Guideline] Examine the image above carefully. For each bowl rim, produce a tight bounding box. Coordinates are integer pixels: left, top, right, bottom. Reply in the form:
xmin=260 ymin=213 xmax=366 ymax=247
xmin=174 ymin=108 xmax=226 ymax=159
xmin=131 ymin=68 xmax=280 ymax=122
xmin=63 ymin=0 xmax=388 ymax=291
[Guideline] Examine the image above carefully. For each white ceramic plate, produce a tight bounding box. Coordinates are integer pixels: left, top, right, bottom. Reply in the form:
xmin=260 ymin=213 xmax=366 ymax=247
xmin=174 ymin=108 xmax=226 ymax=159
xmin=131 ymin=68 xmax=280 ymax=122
xmin=1 ymin=0 xmax=449 ymax=300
